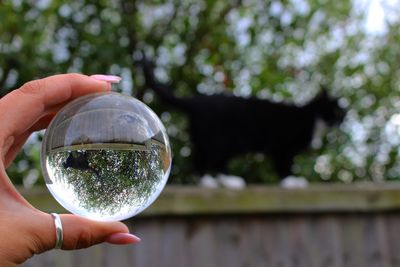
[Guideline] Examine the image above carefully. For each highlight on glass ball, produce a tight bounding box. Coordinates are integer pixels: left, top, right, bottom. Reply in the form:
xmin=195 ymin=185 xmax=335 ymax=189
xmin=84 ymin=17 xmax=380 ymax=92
xmin=41 ymin=92 xmax=172 ymax=221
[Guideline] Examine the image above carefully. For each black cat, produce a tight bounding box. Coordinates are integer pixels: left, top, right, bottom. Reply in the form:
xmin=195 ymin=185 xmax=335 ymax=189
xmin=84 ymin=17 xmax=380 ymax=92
xmin=140 ymin=57 xmax=345 ymax=181
xmin=63 ymin=151 xmax=100 ymax=178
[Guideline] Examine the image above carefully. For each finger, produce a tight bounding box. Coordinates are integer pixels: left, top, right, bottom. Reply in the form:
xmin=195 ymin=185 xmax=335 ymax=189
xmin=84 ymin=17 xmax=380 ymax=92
xmin=0 ymin=167 xmax=33 ymax=207
xmin=3 ymin=132 xmax=30 ymax=169
xmin=0 ymin=74 xmax=111 ymax=198
xmin=3 ymin=113 xmax=55 ymax=168
xmin=59 ymin=214 xmax=140 ymax=249
xmin=0 ymin=73 xmax=111 ymax=143
xmin=2 ymin=74 xmax=120 ymax=164
xmin=33 ymin=213 xmax=140 ymax=253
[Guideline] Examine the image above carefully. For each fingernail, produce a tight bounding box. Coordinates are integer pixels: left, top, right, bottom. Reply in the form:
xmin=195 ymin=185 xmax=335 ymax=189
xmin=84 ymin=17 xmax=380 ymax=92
xmin=106 ymin=233 xmax=141 ymax=245
xmin=90 ymin=74 xmax=122 ymax=83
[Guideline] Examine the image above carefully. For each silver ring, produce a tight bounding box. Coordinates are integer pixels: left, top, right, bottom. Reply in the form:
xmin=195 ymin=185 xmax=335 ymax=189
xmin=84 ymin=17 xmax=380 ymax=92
xmin=51 ymin=213 xmax=63 ymax=249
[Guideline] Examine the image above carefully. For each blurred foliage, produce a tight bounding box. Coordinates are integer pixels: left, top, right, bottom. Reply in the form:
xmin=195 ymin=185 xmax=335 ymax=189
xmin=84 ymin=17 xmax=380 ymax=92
xmin=2 ymin=0 xmax=400 ymax=186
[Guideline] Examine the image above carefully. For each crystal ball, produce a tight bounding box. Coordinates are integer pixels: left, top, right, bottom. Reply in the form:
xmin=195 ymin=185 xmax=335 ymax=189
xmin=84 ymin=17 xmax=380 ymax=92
xmin=41 ymin=92 xmax=171 ymax=221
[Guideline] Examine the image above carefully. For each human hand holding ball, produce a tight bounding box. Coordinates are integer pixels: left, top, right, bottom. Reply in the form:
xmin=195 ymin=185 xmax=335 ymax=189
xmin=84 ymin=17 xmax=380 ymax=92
xmin=0 ymin=74 xmax=171 ymax=265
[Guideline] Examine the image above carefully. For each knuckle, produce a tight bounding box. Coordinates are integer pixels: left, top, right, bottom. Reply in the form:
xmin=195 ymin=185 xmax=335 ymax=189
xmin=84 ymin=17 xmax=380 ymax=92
xmin=75 ymin=229 xmax=93 ymax=249
xmin=66 ymin=73 xmax=86 ymax=81
xmin=63 ymin=73 xmax=91 ymax=91
xmin=29 ymin=234 xmax=47 ymax=255
xmin=20 ymin=79 xmax=45 ymax=96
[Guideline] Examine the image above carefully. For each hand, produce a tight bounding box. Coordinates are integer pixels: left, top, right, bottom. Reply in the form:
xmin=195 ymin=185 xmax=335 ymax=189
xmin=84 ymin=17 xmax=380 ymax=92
xmin=0 ymin=74 xmax=140 ymax=266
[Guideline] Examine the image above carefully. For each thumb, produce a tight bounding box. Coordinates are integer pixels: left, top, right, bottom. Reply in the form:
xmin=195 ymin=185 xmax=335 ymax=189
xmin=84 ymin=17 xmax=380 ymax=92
xmin=36 ymin=213 xmax=140 ymax=252
xmin=59 ymin=214 xmax=141 ymax=249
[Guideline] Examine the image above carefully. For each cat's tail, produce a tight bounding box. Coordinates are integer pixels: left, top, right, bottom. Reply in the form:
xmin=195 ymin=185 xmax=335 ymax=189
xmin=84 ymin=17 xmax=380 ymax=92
xmin=138 ymin=53 xmax=189 ymax=111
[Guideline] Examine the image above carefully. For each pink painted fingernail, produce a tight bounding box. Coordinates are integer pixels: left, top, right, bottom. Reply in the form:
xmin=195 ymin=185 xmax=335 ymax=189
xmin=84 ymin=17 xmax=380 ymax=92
xmin=90 ymin=74 xmax=122 ymax=83
xmin=105 ymin=233 xmax=141 ymax=245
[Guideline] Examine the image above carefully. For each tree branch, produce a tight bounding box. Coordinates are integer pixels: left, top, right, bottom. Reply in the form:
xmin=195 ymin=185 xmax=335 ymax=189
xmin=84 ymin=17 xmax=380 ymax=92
xmin=174 ymin=0 xmax=243 ymax=90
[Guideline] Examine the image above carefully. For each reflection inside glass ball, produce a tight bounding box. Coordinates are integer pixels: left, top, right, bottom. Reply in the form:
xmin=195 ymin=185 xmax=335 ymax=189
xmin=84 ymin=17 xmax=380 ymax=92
xmin=41 ymin=92 xmax=171 ymax=221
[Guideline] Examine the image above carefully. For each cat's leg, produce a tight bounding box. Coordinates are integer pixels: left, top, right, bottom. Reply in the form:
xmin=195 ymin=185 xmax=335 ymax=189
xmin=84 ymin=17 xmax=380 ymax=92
xmin=199 ymin=174 xmax=219 ymax=188
xmin=193 ymin=147 xmax=246 ymax=189
xmin=214 ymin=157 xmax=246 ymax=189
xmin=195 ymin=153 xmax=246 ymax=189
xmin=202 ymin=156 xmax=246 ymax=189
xmin=272 ymin=153 xmax=308 ymax=188
xmin=193 ymin=149 xmax=220 ymax=187
xmin=216 ymin=173 xmax=246 ymax=189
xmin=280 ymin=176 xmax=308 ymax=188
xmin=272 ymin=153 xmax=294 ymax=178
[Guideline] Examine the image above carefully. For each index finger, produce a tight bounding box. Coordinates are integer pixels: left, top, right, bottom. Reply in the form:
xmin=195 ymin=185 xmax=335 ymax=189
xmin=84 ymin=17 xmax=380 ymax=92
xmin=0 ymin=73 xmax=112 ymax=140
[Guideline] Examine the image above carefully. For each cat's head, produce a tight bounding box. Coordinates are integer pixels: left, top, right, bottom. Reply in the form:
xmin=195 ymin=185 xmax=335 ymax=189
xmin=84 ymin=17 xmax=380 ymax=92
xmin=311 ymin=87 xmax=346 ymax=126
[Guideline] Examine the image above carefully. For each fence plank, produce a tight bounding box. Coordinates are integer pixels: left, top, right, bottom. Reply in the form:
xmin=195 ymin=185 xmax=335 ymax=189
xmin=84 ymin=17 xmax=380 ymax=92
xmin=364 ymin=216 xmax=391 ymax=267
xmin=312 ymin=216 xmax=343 ymax=267
xmin=384 ymin=214 xmax=400 ymax=266
xmin=267 ymin=217 xmax=293 ymax=267
xmin=214 ymin=219 xmax=242 ymax=267
xmin=73 ymin=244 xmax=103 ymax=267
xmin=129 ymin=219 xmax=161 ymax=267
xmin=187 ymin=219 xmax=217 ymax=267
xmin=159 ymin=219 xmax=187 ymax=267
xmin=238 ymin=217 xmax=269 ymax=267
xmin=103 ymin=243 xmax=132 ymax=267
xmin=288 ymin=217 xmax=319 ymax=267
xmin=340 ymin=215 xmax=367 ymax=267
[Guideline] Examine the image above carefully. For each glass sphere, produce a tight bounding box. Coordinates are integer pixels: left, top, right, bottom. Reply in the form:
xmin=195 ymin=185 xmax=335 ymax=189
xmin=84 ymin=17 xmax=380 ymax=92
xmin=41 ymin=92 xmax=171 ymax=221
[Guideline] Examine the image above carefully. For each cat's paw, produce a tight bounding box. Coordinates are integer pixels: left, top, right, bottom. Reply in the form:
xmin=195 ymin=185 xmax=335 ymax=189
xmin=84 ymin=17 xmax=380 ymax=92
xmin=217 ymin=174 xmax=246 ymax=189
xmin=280 ymin=176 xmax=309 ymax=189
xmin=199 ymin=174 xmax=219 ymax=188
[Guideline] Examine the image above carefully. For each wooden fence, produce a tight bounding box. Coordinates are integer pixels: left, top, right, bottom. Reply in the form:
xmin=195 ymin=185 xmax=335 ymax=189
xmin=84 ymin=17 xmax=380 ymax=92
xmin=21 ymin=183 xmax=400 ymax=267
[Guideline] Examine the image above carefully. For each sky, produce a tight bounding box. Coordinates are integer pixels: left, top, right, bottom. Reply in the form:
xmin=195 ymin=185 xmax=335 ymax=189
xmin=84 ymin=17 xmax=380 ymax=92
xmin=361 ymin=0 xmax=400 ymax=34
